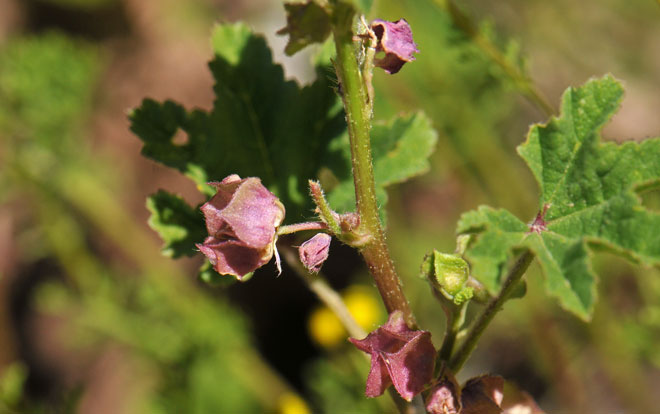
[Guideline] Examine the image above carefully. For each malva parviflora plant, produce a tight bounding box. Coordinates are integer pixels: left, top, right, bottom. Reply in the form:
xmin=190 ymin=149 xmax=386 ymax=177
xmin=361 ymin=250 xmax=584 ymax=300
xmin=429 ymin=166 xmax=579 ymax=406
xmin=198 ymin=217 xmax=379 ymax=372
xmin=129 ymin=1 xmax=660 ymax=412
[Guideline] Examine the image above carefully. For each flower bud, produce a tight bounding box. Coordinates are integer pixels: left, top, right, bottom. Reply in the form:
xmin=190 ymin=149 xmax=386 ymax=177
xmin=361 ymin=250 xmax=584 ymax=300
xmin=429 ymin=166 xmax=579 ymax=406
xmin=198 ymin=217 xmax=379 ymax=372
xmin=196 ymin=175 xmax=285 ymax=280
xmin=299 ymin=233 xmax=331 ymax=273
xmin=370 ymin=19 xmax=419 ymax=74
xmin=421 ymin=251 xmax=474 ymax=305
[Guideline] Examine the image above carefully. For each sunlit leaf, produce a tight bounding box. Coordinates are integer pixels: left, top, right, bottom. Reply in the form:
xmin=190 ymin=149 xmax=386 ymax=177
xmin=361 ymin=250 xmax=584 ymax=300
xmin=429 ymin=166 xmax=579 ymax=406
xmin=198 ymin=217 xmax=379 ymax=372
xmin=458 ymin=75 xmax=660 ymax=319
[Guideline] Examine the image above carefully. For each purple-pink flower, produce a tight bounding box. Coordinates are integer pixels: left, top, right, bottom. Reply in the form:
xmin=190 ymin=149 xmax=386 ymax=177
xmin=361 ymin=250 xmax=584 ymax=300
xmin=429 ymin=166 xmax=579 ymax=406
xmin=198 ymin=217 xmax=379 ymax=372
xmin=196 ymin=174 xmax=285 ymax=280
xmin=349 ymin=311 xmax=436 ymax=401
xmin=299 ymin=233 xmax=331 ymax=273
xmin=370 ymin=19 xmax=419 ymax=74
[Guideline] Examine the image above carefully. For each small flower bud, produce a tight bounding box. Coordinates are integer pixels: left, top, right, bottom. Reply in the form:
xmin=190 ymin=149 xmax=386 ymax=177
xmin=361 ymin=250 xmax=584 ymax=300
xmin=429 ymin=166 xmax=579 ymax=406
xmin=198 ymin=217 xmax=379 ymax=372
xmin=370 ymin=19 xmax=419 ymax=74
xmin=196 ymin=175 xmax=285 ymax=280
xmin=299 ymin=233 xmax=332 ymax=273
xmin=421 ymin=251 xmax=474 ymax=305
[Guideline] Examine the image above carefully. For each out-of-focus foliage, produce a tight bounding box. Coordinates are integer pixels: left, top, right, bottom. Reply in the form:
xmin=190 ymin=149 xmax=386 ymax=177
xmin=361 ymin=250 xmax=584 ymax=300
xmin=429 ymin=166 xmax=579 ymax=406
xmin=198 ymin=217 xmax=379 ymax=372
xmin=305 ymin=353 xmax=394 ymax=413
xmin=0 ymin=33 xmax=98 ymax=157
xmin=0 ymin=32 xmax=293 ymax=413
xmin=39 ymin=278 xmax=261 ymax=413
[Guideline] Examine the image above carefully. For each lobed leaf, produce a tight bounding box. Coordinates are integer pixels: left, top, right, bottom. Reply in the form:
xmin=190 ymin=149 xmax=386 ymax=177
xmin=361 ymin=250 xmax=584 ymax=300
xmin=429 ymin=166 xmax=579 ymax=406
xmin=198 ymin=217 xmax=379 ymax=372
xmin=458 ymin=75 xmax=660 ymax=319
xmin=130 ymin=22 xmax=346 ymax=226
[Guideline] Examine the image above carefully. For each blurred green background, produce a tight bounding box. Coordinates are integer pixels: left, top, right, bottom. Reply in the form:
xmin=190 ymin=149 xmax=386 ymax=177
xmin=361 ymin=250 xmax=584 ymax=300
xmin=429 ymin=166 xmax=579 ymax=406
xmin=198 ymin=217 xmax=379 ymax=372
xmin=0 ymin=0 xmax=659 ymax=412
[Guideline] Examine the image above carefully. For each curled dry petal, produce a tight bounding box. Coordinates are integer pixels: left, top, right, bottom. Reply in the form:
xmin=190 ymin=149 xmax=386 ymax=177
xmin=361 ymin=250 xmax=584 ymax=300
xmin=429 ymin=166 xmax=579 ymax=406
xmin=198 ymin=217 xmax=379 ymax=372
xmin=196 ymin=175 xmax=285 ymax=279
xmin=428 ymin=373 xmax=545 ymax=414
xmin=349 ymin=311 xmax=436 ymax=401
xmin=299 ymin=233 xmax=331 ymax=273
xmin=370 ymin=19 xmax=419 ymax=74
xmin=461 ymin=375 xmax=505 ymax=414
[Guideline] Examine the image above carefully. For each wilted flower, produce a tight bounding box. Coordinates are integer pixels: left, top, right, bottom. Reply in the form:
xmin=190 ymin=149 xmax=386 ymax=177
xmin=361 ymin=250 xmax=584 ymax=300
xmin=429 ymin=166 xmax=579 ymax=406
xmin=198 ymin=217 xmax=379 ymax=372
xmin=196 ymin=175 xmax=285 ymax=280
xmin=299 ymin=233 xmax=331 ymax=273
xmin=370 ymin=18 xmax=419 ymax=74
xmin=425 ymin=373 xmax=461 ymax=414
xmin=459 ymin=375 xmax=504 ymax=414
xmin=349 ymin=311 xmax=435 ymax=401
xmin=426 ymin=374 xmax=544 ymax=414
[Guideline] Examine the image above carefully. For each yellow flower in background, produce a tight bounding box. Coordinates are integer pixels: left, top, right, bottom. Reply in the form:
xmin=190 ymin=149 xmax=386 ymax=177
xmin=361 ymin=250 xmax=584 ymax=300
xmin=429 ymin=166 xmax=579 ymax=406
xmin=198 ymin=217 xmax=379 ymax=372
xmin=277 ymin=392 xmax=310 ymax=414
xmin=308 ymin=285 xmax=383 ymax=348
xmin=343 ymin=286 xmax=381 ymax=331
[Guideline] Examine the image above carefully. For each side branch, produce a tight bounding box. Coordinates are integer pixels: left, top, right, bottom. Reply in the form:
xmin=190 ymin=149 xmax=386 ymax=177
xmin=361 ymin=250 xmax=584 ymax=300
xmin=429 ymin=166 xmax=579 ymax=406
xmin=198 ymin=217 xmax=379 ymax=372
xmin=449 ymin=250 xmax=535 ymax=372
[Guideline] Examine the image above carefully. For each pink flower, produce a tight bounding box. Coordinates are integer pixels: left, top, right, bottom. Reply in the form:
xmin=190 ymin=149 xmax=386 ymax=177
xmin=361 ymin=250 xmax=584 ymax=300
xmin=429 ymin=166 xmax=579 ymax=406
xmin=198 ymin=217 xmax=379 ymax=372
xmin=299 ymin=233 xmax=331 ymax=273
xmin=370 ymin=19 xmax=419 ymax=74
xmin=196 ymin=175 xmax=285 ymax=280
xmin=349 ymin=311 xmax=436 ymax=401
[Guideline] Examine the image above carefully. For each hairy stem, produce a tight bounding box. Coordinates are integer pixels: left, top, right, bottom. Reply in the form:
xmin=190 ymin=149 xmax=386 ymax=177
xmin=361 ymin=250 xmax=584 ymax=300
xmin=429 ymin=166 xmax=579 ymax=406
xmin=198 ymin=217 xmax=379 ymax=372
xmin=331 ymin=4 xmax=416 ymax=328
xmin=278 ymin=221 xmax=328 ymax=235
xmin=449 ymin=250 xmax=535 ymax=372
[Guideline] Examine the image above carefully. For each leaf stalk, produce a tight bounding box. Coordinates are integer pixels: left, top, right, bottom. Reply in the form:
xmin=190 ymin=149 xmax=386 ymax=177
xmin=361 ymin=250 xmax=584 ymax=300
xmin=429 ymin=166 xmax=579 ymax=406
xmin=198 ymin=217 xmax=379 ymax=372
xmin=449 ymin=250 xmax=535 ymax=372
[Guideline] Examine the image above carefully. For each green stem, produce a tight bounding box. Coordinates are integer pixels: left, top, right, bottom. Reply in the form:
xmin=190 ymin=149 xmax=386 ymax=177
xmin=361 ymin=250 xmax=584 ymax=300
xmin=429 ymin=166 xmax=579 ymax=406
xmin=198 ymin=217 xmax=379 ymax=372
xmin=331 ymin=4 xmax=416 ymax=328
xmin=434 ymin=0 xmax=554 ymax=117
xmin=277 ymin=221 xmax=328 ymax=235
xmin=449 ymin=250 xmax=535 ymax=372
xmin=308 ymin=180 xmax=342 ymax=235
xmin=438 ymin=303 xmax=466 ymax=363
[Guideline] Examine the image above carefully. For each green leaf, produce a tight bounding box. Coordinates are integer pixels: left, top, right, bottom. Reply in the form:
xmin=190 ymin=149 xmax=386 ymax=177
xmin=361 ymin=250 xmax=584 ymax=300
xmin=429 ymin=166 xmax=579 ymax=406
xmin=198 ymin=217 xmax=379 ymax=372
xmin=146 ymin=190 xmax=206 ymax=258
xmin=326 ymin=112 xmax=438 ymax=223
xmin=278 ymin=1 xmax=332 ymax=56
xmin=130 ymin=22 xmax=346 ymax=225
xmin=458 ymin=75 xmax=660 ymax=319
